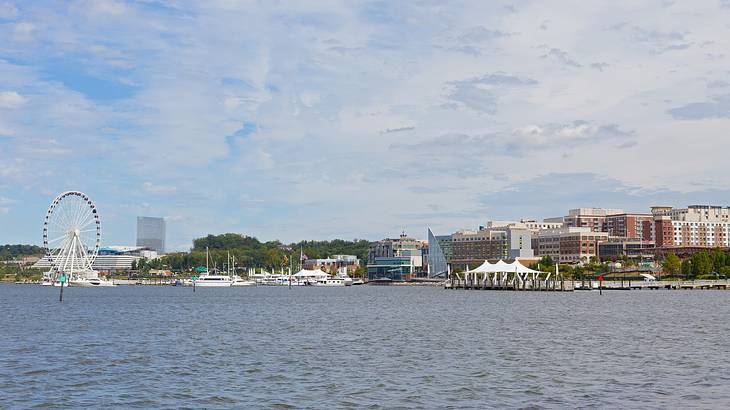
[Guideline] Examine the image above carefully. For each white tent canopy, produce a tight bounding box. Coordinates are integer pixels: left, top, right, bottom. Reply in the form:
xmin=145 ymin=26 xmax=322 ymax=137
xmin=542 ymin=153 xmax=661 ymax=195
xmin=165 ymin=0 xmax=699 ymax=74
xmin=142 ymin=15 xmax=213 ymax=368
xmin=466 ymin=259 xmax=543 ymax=274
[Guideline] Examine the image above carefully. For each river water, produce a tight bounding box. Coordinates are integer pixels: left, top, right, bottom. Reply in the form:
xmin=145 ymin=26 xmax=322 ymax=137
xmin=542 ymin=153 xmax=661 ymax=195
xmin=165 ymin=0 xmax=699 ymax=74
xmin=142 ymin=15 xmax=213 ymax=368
xmin=1 ymin=284 xmax=729 ymax=409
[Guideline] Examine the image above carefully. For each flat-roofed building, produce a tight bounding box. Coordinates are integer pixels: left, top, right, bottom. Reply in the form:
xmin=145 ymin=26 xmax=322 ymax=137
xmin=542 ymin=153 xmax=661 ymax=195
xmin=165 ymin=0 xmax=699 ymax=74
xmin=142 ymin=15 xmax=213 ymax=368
xmin=33 ymin=246 xmax=158 ymax=272
xmin=136 ymin=216 xmax=166 ymax=254
xmin=598 ymin=237 xmax=655 ymax=262
xmin=564 ymin=208 xmax=624 ymax=233
xmin=303 ymin=254 xmax=360 ymax=274
xmin=533 ymin=227 xmax=608 ymax=264
xmin=450 ymin=225 xmax=534 ymax=269
xmin=605 ymin=213 xmax=654 ymax=241
xmin=651 ymin=205 xmax=730 ymax=248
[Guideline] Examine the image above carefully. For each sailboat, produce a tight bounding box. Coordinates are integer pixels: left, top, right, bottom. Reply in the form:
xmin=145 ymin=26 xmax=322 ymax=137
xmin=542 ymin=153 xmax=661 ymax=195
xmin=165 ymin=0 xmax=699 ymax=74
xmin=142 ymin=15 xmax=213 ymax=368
xmin=230 ymin=253 xmax=255 ymax=286
xmin=193 ymin=247 xmax=233 ymax=287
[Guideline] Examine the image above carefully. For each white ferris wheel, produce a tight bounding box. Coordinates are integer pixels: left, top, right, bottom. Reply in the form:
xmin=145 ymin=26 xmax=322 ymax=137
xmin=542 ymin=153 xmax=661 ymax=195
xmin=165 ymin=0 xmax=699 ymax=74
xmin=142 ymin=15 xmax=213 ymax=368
xmin=43 ymin=191 xmax=101 ymax=280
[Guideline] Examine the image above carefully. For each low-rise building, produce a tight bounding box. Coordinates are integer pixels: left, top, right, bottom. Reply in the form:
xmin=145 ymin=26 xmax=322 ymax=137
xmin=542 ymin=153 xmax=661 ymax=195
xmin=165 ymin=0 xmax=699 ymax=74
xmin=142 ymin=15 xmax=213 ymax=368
xmin=533 ymin=227 xmax=608 ymax=264
xmin=450 ymin=224 xmax=534 ymax=269
xmin=303 ymin=254 xmax=360 ymax=274
xmin=368 ymin=233 xmax=423 ymax=264
xmin=367 ymin=256 xmax=418 ymax=281
xmin=598 ymin=237 xmax=655 ymax=262
xmin=33 ymin=246 xmax=158 ymax=272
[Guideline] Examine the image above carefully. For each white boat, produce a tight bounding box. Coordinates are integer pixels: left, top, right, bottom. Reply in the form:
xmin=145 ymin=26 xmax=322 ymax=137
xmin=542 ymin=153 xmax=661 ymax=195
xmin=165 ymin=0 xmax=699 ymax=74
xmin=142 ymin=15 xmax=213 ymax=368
xmin=335 ymin=267 xmax=354 ymax=286
xmin=228 ymin=253 xmax=255 ymax=286
xmin=193 ymin=275 xmax=233 ymax=287
xmin=231 ymin=275 xmax=256 ymax=286
xmin=313 ymin=277 xmax=347 ymax=286
xmin=41 ymin=278 xmax=69 ymax=287
xmin=71 ymin=277 xmax=117 ymax=287
xmin=193 ymin=247 xmax=232 ymax=287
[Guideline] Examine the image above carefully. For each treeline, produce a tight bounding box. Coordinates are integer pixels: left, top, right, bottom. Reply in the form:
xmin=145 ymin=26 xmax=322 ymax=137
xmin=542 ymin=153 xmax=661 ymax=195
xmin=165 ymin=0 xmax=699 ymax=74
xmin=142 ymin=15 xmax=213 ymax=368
xmin=527 ymin=256 xmax=609 ymax=281
xmin=663 ymin=249 xmax=730 ymax=279
xmin=157 ymin=233 xmax=370 ymax=272
xmin=0 ymin=244 xmax=45 ymax=261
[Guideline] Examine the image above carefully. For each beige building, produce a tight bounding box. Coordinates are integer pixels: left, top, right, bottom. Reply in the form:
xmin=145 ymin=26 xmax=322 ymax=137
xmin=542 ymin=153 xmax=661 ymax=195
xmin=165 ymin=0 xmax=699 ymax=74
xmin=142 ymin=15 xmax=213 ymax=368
xmin=533 ymin=227 xmax=609 ymax=264
xmin=563 ymin=208 xmax=624 ymax=233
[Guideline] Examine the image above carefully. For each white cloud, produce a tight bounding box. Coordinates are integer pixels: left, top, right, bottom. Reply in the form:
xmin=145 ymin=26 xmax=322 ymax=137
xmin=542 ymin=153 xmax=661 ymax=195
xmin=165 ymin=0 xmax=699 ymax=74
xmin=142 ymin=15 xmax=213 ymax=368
xmin=0 ymin=91 xmax=26 ymax=108
xmin=143 ymin=182 xmax=177 ymax=194
xmin=0 ymin=2 xmax=17 ymax=18
xmin=12 ymin=22 xmax=34 ymax=41
xmin=0 ymin=196 xmax=14 ymax=205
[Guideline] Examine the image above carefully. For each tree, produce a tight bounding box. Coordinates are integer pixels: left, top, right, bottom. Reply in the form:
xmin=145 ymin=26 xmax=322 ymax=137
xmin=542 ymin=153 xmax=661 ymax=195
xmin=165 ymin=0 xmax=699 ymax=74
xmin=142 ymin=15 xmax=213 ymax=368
xmin=681 ymin=259 xmax=692 ymax=278
xmin=662 ymin=253 xmax=681 ymax=276
xmin=691 ymin=252 xmax=712 ymax=277
xmin=131 ymin=259 xmax=137 ymax=271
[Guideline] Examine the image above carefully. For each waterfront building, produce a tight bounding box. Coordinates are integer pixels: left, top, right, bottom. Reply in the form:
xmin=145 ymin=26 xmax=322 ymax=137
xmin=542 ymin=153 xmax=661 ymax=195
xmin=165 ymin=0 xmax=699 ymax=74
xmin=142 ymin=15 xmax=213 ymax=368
xmin=598 ymin=238 xmax=655 ymax=262
xmin=450 ymin=225 xmax=534 ymax=269
xmin=33 ymin=246 xmax=158 ymax=272
xmin=367 ymin=257 xmax=415 ymax=281
xmin=651 ymin=205 xmax=730 ymax=248
xmin=533 ymin=227 xmax=608 ymax=264
xmin=367 ymin=232 xmax=422 ymax=264
xmin=563 ymin=208 xmax=624 ymax=233
xmin=427 ymin=228 xmax=448 ymax=277
xmin=136 ymin=216 xmax=166 ymax=254
xmin=303 ymin=254 xmax=360 ymax=274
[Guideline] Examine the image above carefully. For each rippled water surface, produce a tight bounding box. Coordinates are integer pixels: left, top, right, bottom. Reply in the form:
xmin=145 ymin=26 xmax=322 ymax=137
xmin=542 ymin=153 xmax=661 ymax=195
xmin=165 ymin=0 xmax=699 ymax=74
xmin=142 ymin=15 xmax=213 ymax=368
xmin=2 ymin=284 xmax=730 ymax=408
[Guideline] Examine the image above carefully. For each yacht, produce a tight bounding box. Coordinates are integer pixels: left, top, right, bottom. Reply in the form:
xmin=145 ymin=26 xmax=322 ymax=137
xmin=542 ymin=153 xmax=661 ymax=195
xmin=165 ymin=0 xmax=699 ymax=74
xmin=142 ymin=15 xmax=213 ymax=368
xmin=335 ymin=267 xmax=354 ymax=286
xmin=313 ymin=277 xmax=347 ymax=286
xmin=193 ymin=275 xmax=233 ymax=287
xmin=193 ymin=247 xmax=233 ymax=287
xmin=71 ymin=277 xmax=117 ymax=287
xmin=231 ymin=276 xmax=256 ymax=286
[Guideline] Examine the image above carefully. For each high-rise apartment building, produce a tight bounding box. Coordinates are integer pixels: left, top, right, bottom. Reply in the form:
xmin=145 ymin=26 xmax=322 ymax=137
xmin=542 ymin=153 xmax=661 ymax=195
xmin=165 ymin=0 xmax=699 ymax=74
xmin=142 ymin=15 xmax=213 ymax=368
xmin=136 ymin=216 xmax=166 ymax=254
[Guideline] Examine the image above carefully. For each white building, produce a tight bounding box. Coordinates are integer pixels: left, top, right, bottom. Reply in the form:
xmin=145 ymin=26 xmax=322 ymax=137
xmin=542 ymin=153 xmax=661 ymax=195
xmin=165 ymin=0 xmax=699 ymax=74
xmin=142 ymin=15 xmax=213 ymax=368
xmin=33 ymin=246 xmax=158 ymax=272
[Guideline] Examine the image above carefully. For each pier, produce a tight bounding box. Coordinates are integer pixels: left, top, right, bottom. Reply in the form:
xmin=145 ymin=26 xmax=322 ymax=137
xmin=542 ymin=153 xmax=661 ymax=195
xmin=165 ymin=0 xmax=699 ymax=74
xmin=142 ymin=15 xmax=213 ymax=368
xmin=447 ymin=277 xmax=730 ymax=291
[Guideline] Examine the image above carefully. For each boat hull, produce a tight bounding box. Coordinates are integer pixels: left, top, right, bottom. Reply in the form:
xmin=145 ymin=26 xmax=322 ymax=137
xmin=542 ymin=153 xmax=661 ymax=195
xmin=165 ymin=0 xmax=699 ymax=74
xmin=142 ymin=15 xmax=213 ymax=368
xmin=193 ymin=281 xmax=233 ymax=287
xmin=71 ymin=279 xmax=117 ymax=287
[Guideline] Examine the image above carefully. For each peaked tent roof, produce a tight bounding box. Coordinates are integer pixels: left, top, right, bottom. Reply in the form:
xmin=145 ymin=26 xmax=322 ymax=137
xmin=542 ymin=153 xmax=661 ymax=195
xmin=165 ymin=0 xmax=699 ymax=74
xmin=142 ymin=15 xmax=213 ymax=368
xmin=466 ymin=259 xmax=543 ymax=274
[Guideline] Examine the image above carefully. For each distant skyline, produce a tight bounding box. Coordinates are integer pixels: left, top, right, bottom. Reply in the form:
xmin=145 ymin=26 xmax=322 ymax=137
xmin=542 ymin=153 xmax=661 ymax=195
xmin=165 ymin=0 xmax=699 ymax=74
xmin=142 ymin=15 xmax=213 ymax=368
xmin=2 ymin=1 xmax=730 ymax=250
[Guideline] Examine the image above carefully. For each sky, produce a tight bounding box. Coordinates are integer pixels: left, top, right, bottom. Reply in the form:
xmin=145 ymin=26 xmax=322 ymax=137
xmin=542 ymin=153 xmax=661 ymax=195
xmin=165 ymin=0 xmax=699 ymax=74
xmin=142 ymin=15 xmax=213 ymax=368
xmin=1 ymin=0 xmax=730 ymax=250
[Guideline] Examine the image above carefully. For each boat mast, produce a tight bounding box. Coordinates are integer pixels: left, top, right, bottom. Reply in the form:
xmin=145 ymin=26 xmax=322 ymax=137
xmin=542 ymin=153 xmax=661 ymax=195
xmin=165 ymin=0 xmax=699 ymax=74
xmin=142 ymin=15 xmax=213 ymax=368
xmin=206 ymin=246 xmax=209 ymax=275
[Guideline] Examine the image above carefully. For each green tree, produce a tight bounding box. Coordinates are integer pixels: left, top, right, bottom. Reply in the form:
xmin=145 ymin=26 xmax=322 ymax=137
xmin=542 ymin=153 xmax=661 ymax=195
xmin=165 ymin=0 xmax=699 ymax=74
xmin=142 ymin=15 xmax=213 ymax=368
xmin=681 ymin=259 xmax=692 ymax=278
xmin=691 ymin=252 xmax=712 ymax=277
xmin=662 ymin=253 xmax=681 ymax=276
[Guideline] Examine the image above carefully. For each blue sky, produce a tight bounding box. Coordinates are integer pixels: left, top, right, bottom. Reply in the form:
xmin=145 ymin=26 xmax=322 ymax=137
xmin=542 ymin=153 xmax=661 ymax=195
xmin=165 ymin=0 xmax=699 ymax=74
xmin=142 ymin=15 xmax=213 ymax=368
xmin=1 ymin=0 xmax=730 ymax=250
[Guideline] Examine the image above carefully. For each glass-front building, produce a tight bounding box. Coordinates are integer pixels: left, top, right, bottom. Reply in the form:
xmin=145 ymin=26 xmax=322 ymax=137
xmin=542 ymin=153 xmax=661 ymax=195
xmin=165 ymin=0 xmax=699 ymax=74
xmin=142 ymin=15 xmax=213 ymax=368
xmin=136 ymin=216 xmax=166 ymax=254
xmin=428 ymin=228 xmax=448 ymax=277
xmin=367 ymin=257 xmax=413 ymax=281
